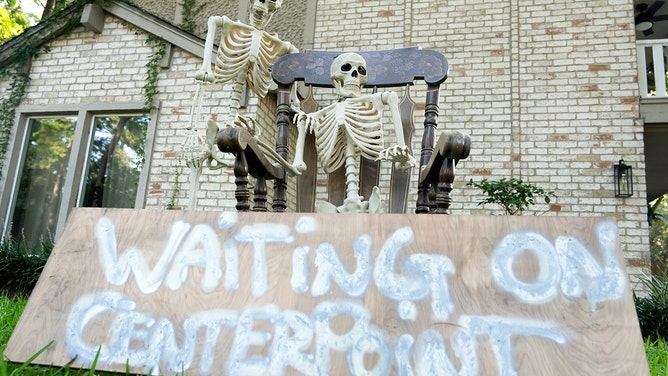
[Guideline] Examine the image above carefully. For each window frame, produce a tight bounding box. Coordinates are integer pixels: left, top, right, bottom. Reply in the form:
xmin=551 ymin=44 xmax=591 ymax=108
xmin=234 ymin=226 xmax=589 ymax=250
xmin=0 ymin=102 xmax=158 ymax=241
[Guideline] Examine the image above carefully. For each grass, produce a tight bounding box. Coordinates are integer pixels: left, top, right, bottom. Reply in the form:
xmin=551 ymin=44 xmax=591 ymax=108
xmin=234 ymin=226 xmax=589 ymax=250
xmin=647 ymin=337 xmax=668 ymax=376
xmin=0 ymin=293 xmax=26 ymax=348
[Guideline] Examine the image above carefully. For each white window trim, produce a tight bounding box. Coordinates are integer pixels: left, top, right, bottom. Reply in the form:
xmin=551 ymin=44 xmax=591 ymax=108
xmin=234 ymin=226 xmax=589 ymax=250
xmin=0 ymin=101 xmax=159 ymax=241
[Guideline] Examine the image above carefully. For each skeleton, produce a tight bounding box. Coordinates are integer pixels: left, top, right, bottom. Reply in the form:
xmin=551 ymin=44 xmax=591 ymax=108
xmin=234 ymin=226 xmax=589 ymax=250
xmin=195 ymin=0 xmax=298 ymax=131
xmin=293 ymin=53 xmax=417 ymax=213
xmin=180 ymin=0 xmax=298 ymax=209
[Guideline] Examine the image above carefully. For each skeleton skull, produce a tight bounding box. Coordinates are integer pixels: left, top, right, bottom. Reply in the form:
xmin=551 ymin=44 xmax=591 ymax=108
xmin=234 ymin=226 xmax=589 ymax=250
xmin=249 ymin=0 xmax=282 ymax=30
xmin=330 ymin=53 xmax=368 ymax=99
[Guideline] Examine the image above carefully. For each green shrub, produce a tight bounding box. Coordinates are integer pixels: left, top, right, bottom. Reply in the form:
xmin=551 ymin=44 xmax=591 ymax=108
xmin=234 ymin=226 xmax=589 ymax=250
xmin=467 ymin=177 xmax=556 ymax=215
xmin=0 ymin=237 xmax=52 ymax=296
xmin=635 ymin=274 xmax=668 ymax=340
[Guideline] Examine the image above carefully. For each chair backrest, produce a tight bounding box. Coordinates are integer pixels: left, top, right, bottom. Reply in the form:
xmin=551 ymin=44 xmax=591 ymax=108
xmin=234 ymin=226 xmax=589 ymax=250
xmin=271 ymin=47 xmax=450 ymax=213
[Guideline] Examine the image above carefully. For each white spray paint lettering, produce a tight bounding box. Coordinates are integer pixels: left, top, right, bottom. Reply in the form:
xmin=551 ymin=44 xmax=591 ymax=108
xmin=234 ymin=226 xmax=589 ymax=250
xmin=491 ymin=222 xmax=625 ymax=311
xmin=66 ymin=291 xmax=239 ymax=375
xmin=96 ymin=218 xmax=191 ymax=294
xmin=557 ymin=221 xmax=626 ymax=311
xmin=311 ymin=235 xmax=372 ymax=297
xmin=234 ymin=223 xmax=294 ymax=296
xmin=66 ymin=293 xmax=568 ymax=376
xmin=373 ymin=227 xmax=456 ymax=321
xmin=81 ymin=217 xmax=627 ymax=375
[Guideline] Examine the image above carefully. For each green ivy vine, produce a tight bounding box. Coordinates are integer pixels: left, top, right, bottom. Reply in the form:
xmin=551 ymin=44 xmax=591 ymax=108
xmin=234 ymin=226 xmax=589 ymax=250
xmin=143 ymin=34 xmax=166 ymax=113
xmin=180 ymin=0 xmax=205 ymax=34
xmin=165 ymin=167 xmax=182 ymax=210
xmin=0 ymin=65 xmax=31 ymax=171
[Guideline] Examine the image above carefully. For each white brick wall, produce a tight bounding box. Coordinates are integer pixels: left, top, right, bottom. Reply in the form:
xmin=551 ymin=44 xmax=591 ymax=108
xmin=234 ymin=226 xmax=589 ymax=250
xmin=310 ymin=0 xmax=649 ymax=278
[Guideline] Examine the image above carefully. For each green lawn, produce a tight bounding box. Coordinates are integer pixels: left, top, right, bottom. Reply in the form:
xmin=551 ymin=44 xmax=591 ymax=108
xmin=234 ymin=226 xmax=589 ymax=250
xmin=646 ymin=336 xmax=668 ymax=376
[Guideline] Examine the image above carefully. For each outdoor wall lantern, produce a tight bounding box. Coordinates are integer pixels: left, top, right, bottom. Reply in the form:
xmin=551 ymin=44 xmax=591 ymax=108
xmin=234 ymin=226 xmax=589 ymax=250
xmin=614 ymin=159 xmax=633 ymax=198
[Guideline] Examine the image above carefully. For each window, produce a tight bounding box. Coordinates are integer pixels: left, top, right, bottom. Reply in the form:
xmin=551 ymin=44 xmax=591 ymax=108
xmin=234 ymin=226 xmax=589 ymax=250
xmin=1 ymin=106 xmax=155 ymax=247
xmin=80 ymin=115 xmax=148 ymax=208
xmin=8 ymin=117 xmax=76 ymax=244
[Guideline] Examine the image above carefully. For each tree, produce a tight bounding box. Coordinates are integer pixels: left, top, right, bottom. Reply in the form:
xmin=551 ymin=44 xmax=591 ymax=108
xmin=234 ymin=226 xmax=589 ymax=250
xmin=41 ymin=0 xmax=70 ymax=20
xmin=0 ymin=0 xmax=32 ymax=44
xmin=649 ymin=194 xmax=668 ymax=279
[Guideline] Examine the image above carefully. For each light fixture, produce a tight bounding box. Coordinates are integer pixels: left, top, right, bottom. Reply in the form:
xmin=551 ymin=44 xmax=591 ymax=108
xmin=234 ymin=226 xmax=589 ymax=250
xmin=635 ymin=13 xmax=654 ymax=31
xmin=614 ymin=159 xmax=633 ymax=198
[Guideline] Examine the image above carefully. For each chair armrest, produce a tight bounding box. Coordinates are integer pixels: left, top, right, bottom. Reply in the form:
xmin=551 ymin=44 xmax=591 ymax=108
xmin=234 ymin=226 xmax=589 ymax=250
xmin=216 ymin=127 xmax=284 ymax=180
xmin=420 ymin=131 xmax=471 ymax=185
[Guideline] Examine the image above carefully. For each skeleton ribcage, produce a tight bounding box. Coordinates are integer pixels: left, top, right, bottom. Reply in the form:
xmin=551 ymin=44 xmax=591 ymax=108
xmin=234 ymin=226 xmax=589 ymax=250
xmin=315 ymin=101 xmax=384 ymax=173
xmin=213 ymin=28 xmax=283 ymax=98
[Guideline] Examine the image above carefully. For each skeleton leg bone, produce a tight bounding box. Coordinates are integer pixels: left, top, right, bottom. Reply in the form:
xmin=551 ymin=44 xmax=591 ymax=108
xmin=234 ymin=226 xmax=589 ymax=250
xmin=315 ymin=139 xmax=381 ymax=213
xmin=187 ymin=164 xmax=202 ymax=210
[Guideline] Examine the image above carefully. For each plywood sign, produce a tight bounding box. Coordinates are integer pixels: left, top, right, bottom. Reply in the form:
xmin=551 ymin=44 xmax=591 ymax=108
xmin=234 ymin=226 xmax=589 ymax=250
xmin=5 ymin=208 xmax=648 ymax=375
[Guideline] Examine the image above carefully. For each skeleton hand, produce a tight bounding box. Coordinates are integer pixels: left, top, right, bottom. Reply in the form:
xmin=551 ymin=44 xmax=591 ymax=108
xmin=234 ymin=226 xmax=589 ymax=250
xmin=377 ymin=145 xmax=416 ymax=170
xmin=292 ymin=160 xmax=307 ymax=174
xmin=229 ymin=115 xmax=259 ymax=138
xmin=294 ymin=112 xmax=317 ymax=134
xmin=179 ymin=128 xmax=210 ymax=169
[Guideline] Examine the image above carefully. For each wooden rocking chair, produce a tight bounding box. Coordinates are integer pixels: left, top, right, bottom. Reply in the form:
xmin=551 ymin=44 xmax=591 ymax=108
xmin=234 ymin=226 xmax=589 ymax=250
xmin=217 ymin=47 xmax=470 ymax=214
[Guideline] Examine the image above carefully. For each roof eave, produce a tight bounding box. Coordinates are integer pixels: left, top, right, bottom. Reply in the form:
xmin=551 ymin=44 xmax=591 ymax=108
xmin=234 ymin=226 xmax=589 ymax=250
xmin=0 ymin=0 xmax=205 ymax=70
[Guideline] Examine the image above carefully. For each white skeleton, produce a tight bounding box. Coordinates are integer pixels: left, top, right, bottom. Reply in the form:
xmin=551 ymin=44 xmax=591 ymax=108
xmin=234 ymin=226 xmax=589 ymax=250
xmin=293 ymin=53 xmax=417 ymax=213
xmin=181 ymin=0 xmax=298 ymax=209
xmin=195 ymin=0 xmax=298 ymax=131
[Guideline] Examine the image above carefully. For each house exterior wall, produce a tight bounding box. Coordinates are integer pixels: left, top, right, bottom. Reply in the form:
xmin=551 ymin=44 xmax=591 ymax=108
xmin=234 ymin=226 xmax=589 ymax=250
xmin=300 ymin=0 xmax=648 ymax=280
xmin=0 ymin=0 xmax=651 ymax=284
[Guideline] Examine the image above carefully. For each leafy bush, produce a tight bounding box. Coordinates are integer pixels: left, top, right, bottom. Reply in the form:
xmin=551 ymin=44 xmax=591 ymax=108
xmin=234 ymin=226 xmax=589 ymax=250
xmin=467 ymin=178 xmax=556 ymax=215
xmin=0 ymin=236 xmax=52 ymax=296
xmin=635 ymin=274 xmax=668 ymax=340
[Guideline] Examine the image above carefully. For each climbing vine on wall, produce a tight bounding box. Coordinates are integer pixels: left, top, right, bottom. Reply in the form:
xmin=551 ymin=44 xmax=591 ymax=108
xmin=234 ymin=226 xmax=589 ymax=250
xmin=179 ymin=0 xmax=206 ymax=34
xmin=0 ymin=0 xmax=95 ymax=172
xmin=0 ymin=65 xmax=31 ymax=171
xmin=143 ymin=34 xmax=166 ymax=113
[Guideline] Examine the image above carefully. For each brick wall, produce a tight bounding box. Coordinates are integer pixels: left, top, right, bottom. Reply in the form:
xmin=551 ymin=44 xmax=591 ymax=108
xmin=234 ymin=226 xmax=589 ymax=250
xmin=22 ymin=21 xmax=148 ymax=105
xmin=310 ymin=0 xmax=649 ymax=281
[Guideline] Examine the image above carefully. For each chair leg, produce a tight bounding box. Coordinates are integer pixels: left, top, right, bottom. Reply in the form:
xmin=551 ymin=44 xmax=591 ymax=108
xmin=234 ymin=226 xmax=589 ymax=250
xmin=233 ymin=151 xmax=251 ymax=212
xmin=434 ymin=157 xmax=455 ymax=214
xmin=253 ymin=176 xmax=268 ymax=212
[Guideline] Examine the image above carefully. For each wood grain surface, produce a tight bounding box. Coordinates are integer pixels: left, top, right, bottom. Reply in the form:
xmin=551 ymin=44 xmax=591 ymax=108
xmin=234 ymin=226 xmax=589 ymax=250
xmin=4 ymin=208 xmax=649 ymax=375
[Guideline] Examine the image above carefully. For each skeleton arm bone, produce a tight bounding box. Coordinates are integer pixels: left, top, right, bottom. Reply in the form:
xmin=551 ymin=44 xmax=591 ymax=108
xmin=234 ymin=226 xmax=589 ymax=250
xmin=195 ymin=16 xmax=226 ymax=82
xmin=372 ymin=92 xmax=417 ymax=169
xmin=292 ymin=108 xmax=325 ymax=173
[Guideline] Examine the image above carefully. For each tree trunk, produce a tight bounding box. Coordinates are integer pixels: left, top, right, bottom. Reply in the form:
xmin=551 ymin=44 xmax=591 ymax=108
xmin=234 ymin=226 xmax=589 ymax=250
xmin=41 ymin=0 xmax=59 ymax=19
xmin=91 ymin=118 xmax=128 ymax=207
